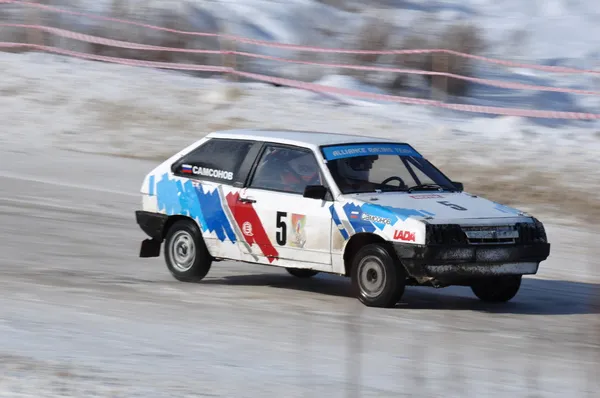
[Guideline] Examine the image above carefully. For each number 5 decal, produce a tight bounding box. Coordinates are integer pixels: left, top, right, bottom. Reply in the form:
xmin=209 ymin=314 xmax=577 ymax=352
xmin=437 ymin=200 xmax=467 ymax=211
xmin=276 ymin=211 xmax=287 ymax=245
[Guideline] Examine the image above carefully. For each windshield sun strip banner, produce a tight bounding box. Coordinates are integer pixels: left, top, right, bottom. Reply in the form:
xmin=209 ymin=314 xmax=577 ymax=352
xmin=321 ymin=143 xmax=422 ymax=160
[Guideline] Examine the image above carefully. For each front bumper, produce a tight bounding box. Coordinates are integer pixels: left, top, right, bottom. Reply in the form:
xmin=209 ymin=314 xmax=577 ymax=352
xmin=393 ymin=242 xmax=551 ymax=284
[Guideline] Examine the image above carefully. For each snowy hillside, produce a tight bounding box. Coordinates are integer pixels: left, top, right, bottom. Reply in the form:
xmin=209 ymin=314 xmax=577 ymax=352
xmin=1 ymin=0 xmax=599 ymax=116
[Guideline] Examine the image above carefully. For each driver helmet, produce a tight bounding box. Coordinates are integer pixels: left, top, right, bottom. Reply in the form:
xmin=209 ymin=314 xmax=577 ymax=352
xmin=288 ymin=153 xmax=320 ymax=183
xmin=336 ymin=155 xmax=378 ymax=181
xmin=262 ymin=149 xmax=310 ymax=189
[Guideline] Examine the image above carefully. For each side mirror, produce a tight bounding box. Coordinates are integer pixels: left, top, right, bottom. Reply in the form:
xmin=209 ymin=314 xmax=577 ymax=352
xmin=303 ymin=185 xmax=328 ymax=200
xmin=452 ymin=181 xmax=464 ymax=191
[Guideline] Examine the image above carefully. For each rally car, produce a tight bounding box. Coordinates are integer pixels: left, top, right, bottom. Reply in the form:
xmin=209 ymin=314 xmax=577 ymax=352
xmin=135 ymin=129 xmax=550 ymax=308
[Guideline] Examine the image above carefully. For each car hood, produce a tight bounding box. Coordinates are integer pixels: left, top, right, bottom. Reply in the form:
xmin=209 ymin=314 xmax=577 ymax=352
xmin=346 ymin=191 xmax=532 ymax=224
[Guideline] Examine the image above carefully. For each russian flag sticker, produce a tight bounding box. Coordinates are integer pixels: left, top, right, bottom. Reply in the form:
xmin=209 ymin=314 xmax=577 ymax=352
xmin=181 ymin=164 xmax=193 ymax=174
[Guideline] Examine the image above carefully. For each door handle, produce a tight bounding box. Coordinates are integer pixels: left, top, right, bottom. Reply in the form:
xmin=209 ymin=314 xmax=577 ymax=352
xmin=239 ymin=197 xmax=256 ymax=204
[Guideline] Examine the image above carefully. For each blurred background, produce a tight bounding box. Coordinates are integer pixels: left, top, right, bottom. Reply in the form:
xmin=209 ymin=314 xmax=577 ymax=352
xmin=0 ymin=0 xmax=599 ymax=397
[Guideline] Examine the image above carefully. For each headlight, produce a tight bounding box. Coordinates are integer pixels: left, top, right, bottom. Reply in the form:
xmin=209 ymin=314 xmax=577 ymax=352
xmin=516 ymin=219 xmax=547 ymax=243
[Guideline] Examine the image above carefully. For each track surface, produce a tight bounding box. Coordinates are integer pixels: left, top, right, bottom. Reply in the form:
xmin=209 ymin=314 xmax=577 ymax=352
xmin=0 ymin=147 xmax=599 ymax=397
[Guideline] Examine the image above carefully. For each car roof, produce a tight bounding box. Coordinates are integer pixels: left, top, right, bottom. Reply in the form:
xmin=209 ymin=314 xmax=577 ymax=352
xmin=205 ymin=128 xmax=406 ymax=148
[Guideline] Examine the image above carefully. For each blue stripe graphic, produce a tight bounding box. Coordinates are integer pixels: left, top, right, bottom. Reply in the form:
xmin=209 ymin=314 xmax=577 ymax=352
xmin=195 ymin=187 xmax=237 ymax=242
xmin=329 ymin=204 xmax=349 ymax=240
xmin=148 ymin=175 xmax=155 ymax=196
xmin=155 ymin=173 xmax=237 ymax=243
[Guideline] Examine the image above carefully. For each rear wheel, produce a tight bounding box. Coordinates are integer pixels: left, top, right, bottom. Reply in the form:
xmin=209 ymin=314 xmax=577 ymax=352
xmin=164 ymin=219 xmax=212 ymax=282
xmin=470 ymin=275 xmax=522 ymax=302
xmin=286 ymin=268 xmax=319 ymax=278
xmin=351 ymin=243 xmax=406 ymax=308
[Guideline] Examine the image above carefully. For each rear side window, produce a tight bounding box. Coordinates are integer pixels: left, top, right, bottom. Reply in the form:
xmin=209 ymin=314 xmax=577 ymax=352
xmin=173 ymin=138 xmax=253 ymax=184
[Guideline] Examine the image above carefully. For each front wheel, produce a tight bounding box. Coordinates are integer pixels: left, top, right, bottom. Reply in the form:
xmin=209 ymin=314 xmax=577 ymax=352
xmin=470 ymin=275 xmax=522 ymax=302
xmin=351 ymin=244 xmax=406 ymax=308
xmin=164 ymin=219 xmax=212 ymax=282
xmin=286 ymin=268 xmax=319 ymax=278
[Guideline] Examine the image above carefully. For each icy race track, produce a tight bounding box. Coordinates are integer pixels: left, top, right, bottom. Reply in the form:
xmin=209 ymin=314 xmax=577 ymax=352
xmin=0 ymin=135 xmax=598 ymax=398
xmin=0 ymin=55 xmax=599 ymax=396
xmin=0 ymin=147 xmax=599 ymax=398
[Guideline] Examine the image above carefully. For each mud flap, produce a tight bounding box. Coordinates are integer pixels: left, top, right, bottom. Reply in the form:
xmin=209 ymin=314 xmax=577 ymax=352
xmin=140 ymin=238 xmax=162 ymax=258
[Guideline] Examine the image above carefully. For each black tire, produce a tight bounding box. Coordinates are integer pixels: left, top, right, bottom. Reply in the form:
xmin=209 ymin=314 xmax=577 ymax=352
xmin=470 ymin=275 xmax=522 ymax=302
xmin=286 ymin=268 xmax=319 ymax=278
xmin=350 ymin=243 xmax=406 ymax=308
xmin=164 ymin=219 xmax=212 ymax=282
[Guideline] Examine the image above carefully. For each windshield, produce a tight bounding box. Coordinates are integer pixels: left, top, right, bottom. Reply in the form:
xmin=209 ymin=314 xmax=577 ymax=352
xmin=321 ymin=143 xmax=456 ymax=194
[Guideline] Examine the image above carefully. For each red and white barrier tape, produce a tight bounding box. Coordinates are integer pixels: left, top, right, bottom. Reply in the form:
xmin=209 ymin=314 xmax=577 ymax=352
xmin=2 ymin=0 xmax=599 ymax=75
xmin=236 ymin=70 xmax=600 ymax=120
xmin=3 ymin=23 xmax=599 ymax=96
xmin=0 ymin=23 xmax=222 ymax=54
xmin=234 ymin=51 xmax=600 ymax=96
xmin=3 ymin=41 xmax=599 ymax=120
xmin=0 ymin=42 xmax=227 ymax=72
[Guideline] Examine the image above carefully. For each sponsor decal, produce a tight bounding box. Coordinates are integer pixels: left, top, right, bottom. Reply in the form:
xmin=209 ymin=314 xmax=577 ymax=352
xmin=242 ymin=221 xmax=253 ymax=237
xmin=342 ymin=203 xmax=436 ymax=233
xmin=393 ymin=230 xmax=416 ymax=242
xmin=289 ymin=214 xmax=307 ymax=248
xmin=361 ymin=213 xmax=391 ymax=225
xmin=409 ymin=194 xmax=443 ymax=199
xmin=322 ymin=143 xmax=422 ymax=160
xmin=183 ymin=165 xmax=234 ymax=180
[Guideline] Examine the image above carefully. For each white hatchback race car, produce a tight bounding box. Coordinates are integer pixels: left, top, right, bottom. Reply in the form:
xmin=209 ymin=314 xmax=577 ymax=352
xmin=135 ymin=129 xmax=550 ymax=308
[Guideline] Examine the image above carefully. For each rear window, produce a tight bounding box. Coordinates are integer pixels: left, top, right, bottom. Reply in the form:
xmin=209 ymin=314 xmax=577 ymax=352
xmin=174 ymin=138 xmax=253 ymax=183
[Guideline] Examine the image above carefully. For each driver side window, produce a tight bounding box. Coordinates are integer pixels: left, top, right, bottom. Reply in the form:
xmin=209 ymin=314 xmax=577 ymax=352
xmin=249 ymin=145 xmax=323 ymax=195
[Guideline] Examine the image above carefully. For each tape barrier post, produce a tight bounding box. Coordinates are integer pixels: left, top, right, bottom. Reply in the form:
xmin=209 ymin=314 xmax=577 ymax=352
xmin=25 ymin=0 xmax=43 ymax=46
xmin=218 ymin=25 xmax=237 ymax=82
xmin=229 ymin=38 xmax=238 ymax=82
xmin=432 ymin=52 xmax=448 ymax=102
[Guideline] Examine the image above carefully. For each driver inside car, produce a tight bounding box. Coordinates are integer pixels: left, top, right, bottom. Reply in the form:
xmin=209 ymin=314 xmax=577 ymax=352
xmin=332 ymin=155 xmax=379 ymax=192
xmin=257 ymin=148 xmax=321 ymax=193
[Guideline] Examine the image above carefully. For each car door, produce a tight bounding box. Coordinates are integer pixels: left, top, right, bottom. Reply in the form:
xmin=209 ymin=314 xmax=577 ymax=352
xmin=227 ymin=143 xmax=333 ymax=271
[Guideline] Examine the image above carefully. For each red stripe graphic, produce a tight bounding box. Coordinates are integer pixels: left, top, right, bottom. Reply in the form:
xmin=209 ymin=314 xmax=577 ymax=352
xmin=226 ymin=193 xmax=279 ymax=262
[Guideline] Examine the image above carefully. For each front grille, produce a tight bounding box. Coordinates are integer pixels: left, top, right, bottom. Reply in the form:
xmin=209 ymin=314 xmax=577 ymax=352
xmin=461 ymin=225 xmax=518 ymax=245
xmin=426 ymin=221 xmax=547 ymax=246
